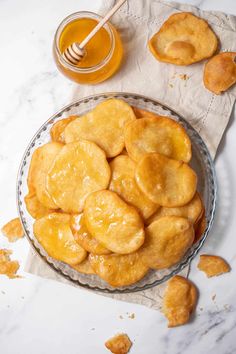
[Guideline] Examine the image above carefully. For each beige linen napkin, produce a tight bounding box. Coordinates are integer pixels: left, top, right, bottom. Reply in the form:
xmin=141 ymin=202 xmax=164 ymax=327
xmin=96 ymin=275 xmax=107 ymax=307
xmin=25 ymin=0 xmax=236 ymax=310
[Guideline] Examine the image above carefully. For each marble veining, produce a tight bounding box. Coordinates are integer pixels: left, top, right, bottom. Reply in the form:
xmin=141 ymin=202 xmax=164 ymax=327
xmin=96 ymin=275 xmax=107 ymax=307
xmin=0 ymin=0 xmax=236 ymax=353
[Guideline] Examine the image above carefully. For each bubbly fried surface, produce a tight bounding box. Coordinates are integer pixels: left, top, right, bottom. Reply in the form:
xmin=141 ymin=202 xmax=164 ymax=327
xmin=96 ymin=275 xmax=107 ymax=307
xmin=124 ymin=116 xmax=191 ymax=162
xmin=27 ymin=142 xmax=63 ymax=209
xmin=140 ymin=216 xmax=194 ymax=269
xmin=33 ymin=213 xmax=87 ymax=265
xmin=147 ymin=192 xmax=203 ymax=225
xmin=149 ymin=12 xmax=218 ymax=65
xmin=204 ymin=52 xmax=236 ymax=94
xmin=64 ymin=99 xmax=136 ymax=158
xmin=24 ymin=192 xmax=55 ymax=219
xmin=1 ymin=218 xmax=24 ymax=242
xmin=197 ymin=255 xmax=230 ymax=277
xmin=85 ymin=190 xmax=145 ymax=254
xmin=47 ymin=141 xmax=110 ymax=213
xmin=162 ymin=275 xmax=197 ymax=327
xmin=135 ymin=153 xmax=197 ymax=207
xmin=70 ymin=214 xmax=110 ymax=255
xmin=89 ymin=253 xmax=149 ymax=287
xmin=71 ymin=257 xmax=95 ymax=275
xmin=105 ymin=333 xmax=132 ymax=354
xmin=0 ymin=249 xmax=20 ymax=279
xmin=109 ymin=155 xmax=159 ymax=219
xmin=50 ymin=115 xmax=78 ymax=143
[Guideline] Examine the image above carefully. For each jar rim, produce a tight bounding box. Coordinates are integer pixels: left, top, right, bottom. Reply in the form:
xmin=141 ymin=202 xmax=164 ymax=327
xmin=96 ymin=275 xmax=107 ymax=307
xmin=54 ymin=11 xmax=115 ymax=73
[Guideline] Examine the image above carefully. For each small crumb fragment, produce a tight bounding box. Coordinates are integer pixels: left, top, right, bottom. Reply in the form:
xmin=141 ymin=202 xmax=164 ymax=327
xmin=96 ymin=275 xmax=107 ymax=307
xmin=119 ymin=315 xmax=123 ymax=319
xmin=169 ymin=83 xmax=174 ymax=88
xmin=197 ymin=255 xmax=230 ymax=277
xmin=212 ymin=294 xmax=216 ymax=301
xmin=91 ymin=328 xmax=95 ymax=331
xmin=1 ymin=218 xmax=24 ymax=242
xmin=128 ymin=313 xmax=135 ymax=319
xmin=0 ymin=249 xmax=20 ymax=279
xmin=1 ymin=290 xmax=6 ymax=295
xmin=105 ymin=333 xmax=132 ymax=354
xmin=179 ymin=74 xmax=189 ymax=81
xmin=200 ymin=307 xmax=203 ymax=311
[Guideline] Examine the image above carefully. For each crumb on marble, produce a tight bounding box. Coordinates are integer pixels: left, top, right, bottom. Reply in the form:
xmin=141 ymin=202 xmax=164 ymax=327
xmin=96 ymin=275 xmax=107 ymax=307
xmin=212 ymin=294 xmax=216 ymax=301
xmin=91 ymin=328 xmax=95 ymax=331
xmin=179 ymin=74 xmax=189 ymax=81
xmin=128 ymin=313 xmax=135 ymax=319
xmin=0 ymin=249 xmax=20 ymax=279
xmin=119 ymin=315 xmax=124 ymax=319
xmin=105 ymin=333 xmax=132 ymax=354
xmin=169 ymin=83 xmax=174 ymax=88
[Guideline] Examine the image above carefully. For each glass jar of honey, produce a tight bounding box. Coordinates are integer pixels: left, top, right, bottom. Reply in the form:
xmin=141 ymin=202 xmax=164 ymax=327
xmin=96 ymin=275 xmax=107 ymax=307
xmin=53 ymin=11 xmax=123 ymax=84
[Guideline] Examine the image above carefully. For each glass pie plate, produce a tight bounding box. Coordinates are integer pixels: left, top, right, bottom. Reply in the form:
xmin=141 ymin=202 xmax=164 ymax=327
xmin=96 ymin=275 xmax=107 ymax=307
xmin=17 ymin=92 xmax=216 ymax=294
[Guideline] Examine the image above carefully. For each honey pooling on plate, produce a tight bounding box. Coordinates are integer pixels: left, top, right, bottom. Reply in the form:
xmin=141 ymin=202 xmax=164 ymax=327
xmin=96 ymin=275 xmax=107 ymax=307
xmin=53 ymin=12 xmax=123 ymax=84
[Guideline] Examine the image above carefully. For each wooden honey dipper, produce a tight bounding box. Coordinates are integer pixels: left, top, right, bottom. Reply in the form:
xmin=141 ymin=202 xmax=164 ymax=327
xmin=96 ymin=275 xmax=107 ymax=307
xmin=63 ymin=0 xmax=127 ymax=65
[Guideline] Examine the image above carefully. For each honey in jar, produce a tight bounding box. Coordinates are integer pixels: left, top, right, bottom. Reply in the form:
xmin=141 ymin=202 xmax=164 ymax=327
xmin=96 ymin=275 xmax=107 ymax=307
xmin=53 ymin=12 xmax=123 ymax=84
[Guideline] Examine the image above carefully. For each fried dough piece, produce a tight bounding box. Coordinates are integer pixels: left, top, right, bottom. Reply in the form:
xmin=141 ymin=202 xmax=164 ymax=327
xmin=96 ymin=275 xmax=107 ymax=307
xmin=71 ymin=257 xmax=95 ymax=275
xmin=149 ymin=12 xmax=218 ymax=65
xmin=124 ymin=116 xmax=191 ymax=162
xmin=194 ymin=210 xmax=206 ymax=243
xmin=197 ymin=255 xmax=230 ymax=277
xmin=132 ymin=106 xmax=159 ymax=119
xmin=70 ymin=214 xmax=110 ymax=255
xmin=135 ymin=153 xmax=197 ymax=207
xmin=1 ymin=218 xmax=24 ymax=242
xmin=147 ymin=192 xmax=203 ymax=225
xmin=162 ymin=275 xmax=197 ymax=327
xmin=50 ymin=115 xmax=78 ymax=143
xmin=47 ymin=141 xmax=110 ymax=213
xmin=139 ymin=216 xmax=194 ymax=269
xmin=64 ymin=99 xmax=136 ymax=158
xmin=109 ymin=155 xmax=159 ymax=219
xmin=204 ymin=52 xmax=236 ymax=94
xmin=89 ymin=253 xmax=149 ymax=287
xmin=33 ymin=213 xmax=87 ymax=265
xmin=27 ymin=142 xmax=63 ymax=209
xmin=0 ymin=249 xmax=20 ymax=279
xmin=105 ymin=333 xmax=132 ymax=354
xmin=84 ymin=190 xmax=145 ymax=254
xmin=24 ymin=192 xmax=55 ymax=219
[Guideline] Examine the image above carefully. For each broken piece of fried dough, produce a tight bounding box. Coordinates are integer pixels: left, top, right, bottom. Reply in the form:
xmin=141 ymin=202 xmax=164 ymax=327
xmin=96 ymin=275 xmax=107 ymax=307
xmin=50 ymin=115 xmax=78 ymax=143
xmin=162 ymin=275 xmax=197 ymax=327
xmin=197 ymin=255 xmax=230 ymax=277
xmin=1 ymin=218 xmax=24 ymax=242
xmin=105 ymin=333 xmax=132 ymax=354
xmin=140 ymin=216 xmax=194 ymax=269
xmin=204 ymin=52 xmax=236 ymax=94
xmin=149 ymin=12 xmax=218 ymax=66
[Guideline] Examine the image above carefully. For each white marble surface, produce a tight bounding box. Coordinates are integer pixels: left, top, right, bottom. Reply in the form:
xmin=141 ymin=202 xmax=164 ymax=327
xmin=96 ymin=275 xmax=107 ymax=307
xmin=0 ymin=0 xmax=236 ymax=353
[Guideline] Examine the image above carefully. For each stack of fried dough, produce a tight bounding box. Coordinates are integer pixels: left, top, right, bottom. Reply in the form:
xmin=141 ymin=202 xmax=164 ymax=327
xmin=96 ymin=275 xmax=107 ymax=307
xmin=25 ymin=98 xmax=205 ymax=287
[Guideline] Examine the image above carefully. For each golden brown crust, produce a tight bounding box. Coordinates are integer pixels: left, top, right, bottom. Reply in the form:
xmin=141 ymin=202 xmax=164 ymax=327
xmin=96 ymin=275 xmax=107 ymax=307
xmin=162 ymin=275 xmax=198 ymax=327
xmin=203 ymin=52 xmax=236 ymax=94
xmin=50 ymin=116 xmax=78 ymax=143
xmin=1 ymin=218 xmax=24 ymax=242
xmin=149 ymin=12 xmax=218 ymax=66
xmin=197 ymin=255 xmax=230 ymax=277
xmin=105 ymin=333 xmax=132 ymax=354
xmin=0 ymin=249 xmax=20 ymax=279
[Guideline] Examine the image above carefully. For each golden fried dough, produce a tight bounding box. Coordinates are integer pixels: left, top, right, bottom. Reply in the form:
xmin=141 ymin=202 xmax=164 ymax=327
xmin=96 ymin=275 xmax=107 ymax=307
xmin=24 ymin=192 xmax=55 ymax=219
xmin=47 ymin=141 xmax=110 ymax=213
xmin=194 ymin=210 xmax=206 ymax=243
xmin=84 ymin=190 xmax=145 ymax=254
xmin=71 ymin=257 xmax=95 ymax=275
xmin=197 ymin=255 xmax=230 ymax=277
xmin=135 ymin=153 xmax=197 ymax=207
xmin=149 ymin=12 xmax=218 ymax=66
xmin=0 ymin=249 xmax=20 ymax=279
xmin=162 ymin=275 xmax=197 ymax=327
xmin=204 ymin=52 xmax=236 ymax=94
xmin=140 ymin=216 xmax=194 ymax=269
xmin=105 ymin=333 xmax=132 ymax=354
xmin=89 ymin=253 xmax=149 ymax=287
xmin=109 ymin=155 xmax=159 ymax=219
xmin=28 ymin=142 xmax=63 ymax=209
xmin=70 ymin=214 xmax=110 ymax=255
xmin=64 ymin=99 xmax=136 ymax=158
xmin=125 ymin=116 xmax=191 ymax=162
xmin=33 ymin=213 xmax=87 ymax=265
xmin=132 ymin=106 xmax=159 ymax=119
xmin=1 ymin=218 xmax=24 ymax=242
xmin=147 ymin=192 xmax=203 ymax=225
xmin=50 ymin=115 xmax=78 ymax=143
